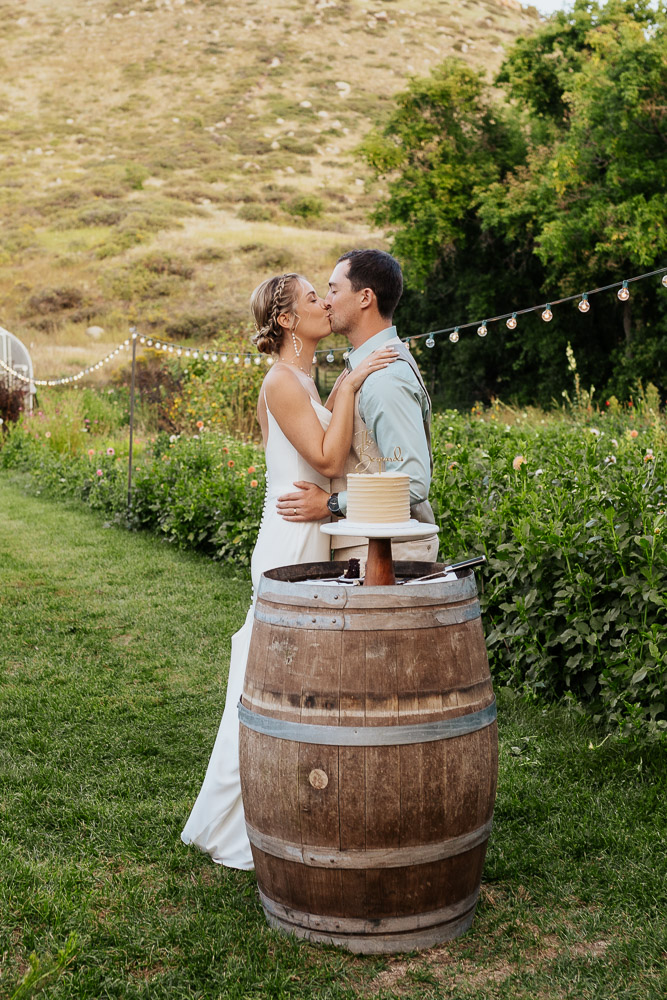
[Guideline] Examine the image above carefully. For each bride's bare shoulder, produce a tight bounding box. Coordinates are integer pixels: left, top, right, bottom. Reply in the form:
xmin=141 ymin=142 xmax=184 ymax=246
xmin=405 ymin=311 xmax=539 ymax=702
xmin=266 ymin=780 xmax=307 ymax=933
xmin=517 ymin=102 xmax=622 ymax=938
xmin=263 ymin=364 xmax=307 ymax=403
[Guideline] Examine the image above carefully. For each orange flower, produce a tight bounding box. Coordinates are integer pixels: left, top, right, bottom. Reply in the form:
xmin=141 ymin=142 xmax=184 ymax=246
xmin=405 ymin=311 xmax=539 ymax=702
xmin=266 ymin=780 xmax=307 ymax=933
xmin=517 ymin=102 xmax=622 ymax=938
xmin=196 ymin=420 xmax=204 ymax=429
xmin=247 ymin=466 xmax=256 ymax=473
xmin=630 ymin=429 xmax=638 ymax=438
xmin=222 ymin=446 xmax=229 ymax=454
xmin=250 ymin=479 xmax=258 ymax=488
xmin=228 ymin=460 xmax=235 ymax=468
xmin=449 ymin=462 xmax=458 ymax=470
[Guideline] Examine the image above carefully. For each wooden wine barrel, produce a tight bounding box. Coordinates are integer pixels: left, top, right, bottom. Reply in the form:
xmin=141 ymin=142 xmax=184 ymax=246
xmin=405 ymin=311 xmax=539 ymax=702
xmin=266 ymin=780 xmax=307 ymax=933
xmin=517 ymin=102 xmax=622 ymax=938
xmin=238 ymin=561 xmax=498 ymax=954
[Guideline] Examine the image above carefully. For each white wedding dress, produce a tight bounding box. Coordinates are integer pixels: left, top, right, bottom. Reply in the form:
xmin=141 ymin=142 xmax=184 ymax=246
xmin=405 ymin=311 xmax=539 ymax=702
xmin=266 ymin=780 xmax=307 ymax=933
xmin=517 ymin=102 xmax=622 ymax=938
xmin=181 ymin=394 xmax=332 ymax=868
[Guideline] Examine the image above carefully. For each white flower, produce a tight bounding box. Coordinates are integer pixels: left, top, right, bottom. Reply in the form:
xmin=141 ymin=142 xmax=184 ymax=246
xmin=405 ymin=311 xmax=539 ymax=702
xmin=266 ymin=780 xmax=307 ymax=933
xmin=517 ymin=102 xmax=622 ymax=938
xmin=534 ymin=468 xmax=544 ymax=476
xmin=611 ymin=438 xmax=618 ymax=447
xmin=604 ymin=455 xmax=617 ymax=465
xmin=589 ymin=428 xmax=601 ymax=436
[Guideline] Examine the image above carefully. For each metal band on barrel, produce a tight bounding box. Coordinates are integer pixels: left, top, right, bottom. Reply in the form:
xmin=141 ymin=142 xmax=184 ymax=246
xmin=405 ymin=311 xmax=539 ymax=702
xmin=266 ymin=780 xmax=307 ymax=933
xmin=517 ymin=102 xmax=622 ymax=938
xmin=238 ymin=697 xmax=496 ymax=746
xmin=258 ymin=886 xmax=480 ymax=935
xmin=246 ymin=816 xmax=493 ymax=868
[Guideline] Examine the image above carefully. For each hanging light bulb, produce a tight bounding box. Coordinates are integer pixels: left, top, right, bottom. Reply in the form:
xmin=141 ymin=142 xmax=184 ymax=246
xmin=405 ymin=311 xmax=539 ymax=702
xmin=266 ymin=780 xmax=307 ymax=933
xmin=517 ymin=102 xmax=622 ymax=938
xmin=155 ymin=341 xmax=161 ymax=349
xmin=139 ymin=336 xmax=146 ymax=344
xmin=541 ymin=304 xmax=553 ymax=322
xmin=146 ymin=339 xmax=153 ymax=346
xmin=449 ymin=328 xmax=459 ymax=343
xmin=342 ymin=351 xmax=349 ymax=360
xmin=192 ymin=351 xmax=199 ymax=359
xmin=662 ymin=274 xmax=667 ymax=287
xmin=185 ymin=350 xmax=191 ymax=357
xmin=312 ymin=354 xmax=317 ymax=364
xmin=211 ymin=354 xmax=218 ymax=362
xmin=254 ymin=356 xmax=262 ymax=365
xmin=506 ymin=313 xmax=517 ymax=330
xmin=326 ymin=351 xmax=335 ymax=363
xmin=425 ymin=335 xmax=435 ymax=348
xmin=244 ymin=356 xmax=251 ymax=366
xmin=233 ymin=355 xmax=240 ymax=364
xmin=176 ymin=348 xmax=182 ymax=356
xmin=477 ymin=321 xmax=488 ymax=338
xmin=617 ymin=281 xmax=630 ymax=301
xmin=267 ymin=357 xmax=274 ymax=365
xmin=578 ymin=294 xmax=590 ymax=313
xmin=203 ymin=353 xmax=209 ymax=360
xmin=221 ymin=354 xmax=228 ymax=363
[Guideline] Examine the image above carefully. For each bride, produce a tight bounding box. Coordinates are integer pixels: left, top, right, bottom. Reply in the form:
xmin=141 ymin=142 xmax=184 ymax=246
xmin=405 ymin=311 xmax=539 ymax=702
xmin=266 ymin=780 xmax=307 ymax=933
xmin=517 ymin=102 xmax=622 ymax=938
xmin=181 ymin=271 xmax=397 ymax=868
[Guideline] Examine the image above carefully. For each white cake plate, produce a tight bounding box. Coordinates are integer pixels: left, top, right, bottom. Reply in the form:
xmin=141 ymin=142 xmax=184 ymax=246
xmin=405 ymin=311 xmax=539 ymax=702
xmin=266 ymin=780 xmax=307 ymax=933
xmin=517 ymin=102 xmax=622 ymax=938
xmin=321 ymin=519 xmax=439 ymax=542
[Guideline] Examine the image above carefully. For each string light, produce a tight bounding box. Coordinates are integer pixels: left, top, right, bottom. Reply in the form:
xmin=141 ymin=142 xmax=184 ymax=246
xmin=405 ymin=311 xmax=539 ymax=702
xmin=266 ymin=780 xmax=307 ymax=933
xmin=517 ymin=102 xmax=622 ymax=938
xmin=3 ymin=267 xmax=665 ymax=387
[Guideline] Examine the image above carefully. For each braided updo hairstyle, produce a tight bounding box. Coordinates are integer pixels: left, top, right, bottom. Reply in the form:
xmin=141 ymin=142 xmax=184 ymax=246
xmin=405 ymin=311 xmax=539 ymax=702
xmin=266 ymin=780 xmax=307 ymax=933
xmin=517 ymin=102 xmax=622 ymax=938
xmin=250 ymin=272 xmax=303 ymax=355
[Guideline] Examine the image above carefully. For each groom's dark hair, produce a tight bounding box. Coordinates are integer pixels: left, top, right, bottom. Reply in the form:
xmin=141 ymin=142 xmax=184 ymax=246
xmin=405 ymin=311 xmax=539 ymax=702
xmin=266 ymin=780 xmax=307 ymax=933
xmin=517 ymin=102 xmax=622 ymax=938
xmin=337 ymin=249 xmax=403 ymax=320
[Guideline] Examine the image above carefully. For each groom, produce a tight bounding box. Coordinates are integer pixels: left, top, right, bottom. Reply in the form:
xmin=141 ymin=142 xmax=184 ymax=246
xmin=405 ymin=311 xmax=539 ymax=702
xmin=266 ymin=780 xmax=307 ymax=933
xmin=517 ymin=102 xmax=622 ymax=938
xmin=276 ymin=248 xmax=438 ymax=566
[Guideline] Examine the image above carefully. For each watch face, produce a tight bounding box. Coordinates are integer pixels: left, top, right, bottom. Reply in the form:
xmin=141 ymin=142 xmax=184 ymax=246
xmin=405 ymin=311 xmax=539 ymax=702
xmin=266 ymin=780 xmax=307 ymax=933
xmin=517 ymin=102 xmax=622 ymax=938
xmin=327 ymin=495 xmax=340 ymax=514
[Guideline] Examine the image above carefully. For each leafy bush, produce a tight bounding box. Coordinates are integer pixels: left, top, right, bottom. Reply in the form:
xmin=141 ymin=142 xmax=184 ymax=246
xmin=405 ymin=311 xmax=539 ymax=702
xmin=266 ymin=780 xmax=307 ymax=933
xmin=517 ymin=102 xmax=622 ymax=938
xmin=2 ymin=392 xmax=665 ymax=738
xmin=237 ymin=203 xmax=275 ymax=222
xmin=0 ymin=427 xmax=264 ymax=567
xmin=0 ymin=379 xmax=25 ymax=427
xmin=286 ymin=195 xmax=323 ymax=219
xmin=431 ymin=402 xmax=667 ymax=741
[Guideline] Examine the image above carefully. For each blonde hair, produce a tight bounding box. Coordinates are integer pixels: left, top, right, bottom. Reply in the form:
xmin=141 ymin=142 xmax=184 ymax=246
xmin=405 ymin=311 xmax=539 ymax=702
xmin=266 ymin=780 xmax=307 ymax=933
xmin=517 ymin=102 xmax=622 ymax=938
xmin=250 ymin=272 xmax=303 ymax=355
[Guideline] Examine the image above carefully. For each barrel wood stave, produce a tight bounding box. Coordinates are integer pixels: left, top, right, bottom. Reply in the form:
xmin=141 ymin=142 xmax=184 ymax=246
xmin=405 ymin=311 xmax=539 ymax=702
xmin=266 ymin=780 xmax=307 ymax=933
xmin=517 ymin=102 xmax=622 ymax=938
xmin=239 ymin=562 xmax=498 ymax=953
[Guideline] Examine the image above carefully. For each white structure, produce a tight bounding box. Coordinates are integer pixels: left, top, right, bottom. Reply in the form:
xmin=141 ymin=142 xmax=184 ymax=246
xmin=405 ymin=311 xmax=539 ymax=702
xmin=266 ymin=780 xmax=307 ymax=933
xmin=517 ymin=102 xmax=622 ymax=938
xmin=0 ymin=326 xmax=35 ymax=412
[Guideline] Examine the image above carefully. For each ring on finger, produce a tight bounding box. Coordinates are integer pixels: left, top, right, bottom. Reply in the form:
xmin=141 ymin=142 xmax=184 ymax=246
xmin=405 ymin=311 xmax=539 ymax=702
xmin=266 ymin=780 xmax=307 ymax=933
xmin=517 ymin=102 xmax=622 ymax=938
xmin=293 ymin=507 xmax=297 ymax=515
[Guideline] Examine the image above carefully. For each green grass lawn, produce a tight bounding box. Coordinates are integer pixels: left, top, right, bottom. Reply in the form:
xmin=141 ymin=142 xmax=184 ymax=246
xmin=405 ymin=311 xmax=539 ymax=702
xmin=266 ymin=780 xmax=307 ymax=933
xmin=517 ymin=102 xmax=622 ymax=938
xmin=1 ymin=478 xmax=665 ymax=1000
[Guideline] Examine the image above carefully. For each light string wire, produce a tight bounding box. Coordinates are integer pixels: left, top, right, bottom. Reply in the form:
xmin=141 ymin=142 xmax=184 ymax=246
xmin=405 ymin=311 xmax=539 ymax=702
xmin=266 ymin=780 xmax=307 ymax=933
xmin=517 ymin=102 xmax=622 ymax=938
xmin=1 ymin=266 xmax=666 ymax=386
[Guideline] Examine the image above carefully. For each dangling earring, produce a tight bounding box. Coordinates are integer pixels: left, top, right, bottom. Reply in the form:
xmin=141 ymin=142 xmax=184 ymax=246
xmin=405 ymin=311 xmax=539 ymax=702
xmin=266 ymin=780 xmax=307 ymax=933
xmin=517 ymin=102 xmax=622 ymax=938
xmin=291 ymin=330 xmax=303 ymax=357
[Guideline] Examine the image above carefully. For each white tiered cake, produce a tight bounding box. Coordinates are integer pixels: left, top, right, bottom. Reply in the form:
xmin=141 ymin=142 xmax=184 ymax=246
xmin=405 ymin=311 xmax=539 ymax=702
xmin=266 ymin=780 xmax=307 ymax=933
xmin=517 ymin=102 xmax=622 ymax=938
xmin=346 ymin=472 xmax=411 ymax=525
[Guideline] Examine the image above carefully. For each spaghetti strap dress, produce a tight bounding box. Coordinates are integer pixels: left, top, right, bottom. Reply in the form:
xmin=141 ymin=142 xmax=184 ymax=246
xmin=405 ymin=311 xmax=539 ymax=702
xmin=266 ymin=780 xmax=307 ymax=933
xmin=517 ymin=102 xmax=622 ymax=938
xmin=180 ymin=397 xmax=332 ymax=868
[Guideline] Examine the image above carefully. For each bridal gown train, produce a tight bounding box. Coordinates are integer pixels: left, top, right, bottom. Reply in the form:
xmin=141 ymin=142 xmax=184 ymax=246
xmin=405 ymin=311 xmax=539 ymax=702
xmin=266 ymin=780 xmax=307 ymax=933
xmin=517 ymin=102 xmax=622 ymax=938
xmin=181 ymin=395 xmax=332 ymax=868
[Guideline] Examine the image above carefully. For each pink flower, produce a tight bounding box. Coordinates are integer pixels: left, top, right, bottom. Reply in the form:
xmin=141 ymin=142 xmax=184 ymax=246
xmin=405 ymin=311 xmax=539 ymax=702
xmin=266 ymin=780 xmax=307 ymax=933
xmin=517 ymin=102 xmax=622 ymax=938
xmin=250 ymin=479 xmax=258 ymax=488
xmin=96 ymin=469 xmax=103 ymax=476
xmin=512 ymin=455 xmax=526 ymax=470
xmin=88 ymin=448 xmax=95 ymax=457
xmin=45 ymin=431 xmax=51 ymax=439
xmin=106 ymin=447 xmax=115 ymax=456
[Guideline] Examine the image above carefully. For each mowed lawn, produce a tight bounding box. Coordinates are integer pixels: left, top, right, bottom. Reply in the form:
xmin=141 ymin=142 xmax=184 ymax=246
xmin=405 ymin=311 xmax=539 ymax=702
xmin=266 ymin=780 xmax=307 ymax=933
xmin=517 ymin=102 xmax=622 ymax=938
xmin=0 ymin=477 xmax=665 ymax=1000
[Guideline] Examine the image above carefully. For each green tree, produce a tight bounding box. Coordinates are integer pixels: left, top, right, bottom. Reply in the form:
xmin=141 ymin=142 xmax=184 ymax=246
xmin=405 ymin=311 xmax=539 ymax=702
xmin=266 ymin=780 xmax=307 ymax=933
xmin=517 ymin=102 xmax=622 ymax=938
xmin=363 ymin=1 xmax=667 ymax=406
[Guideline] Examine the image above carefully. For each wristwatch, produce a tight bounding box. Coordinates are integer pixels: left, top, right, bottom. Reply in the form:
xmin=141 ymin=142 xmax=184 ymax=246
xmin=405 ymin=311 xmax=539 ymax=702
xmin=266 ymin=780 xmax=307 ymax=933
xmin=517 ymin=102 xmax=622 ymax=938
xmin=326 ymin=492 xmax=344 ymax=517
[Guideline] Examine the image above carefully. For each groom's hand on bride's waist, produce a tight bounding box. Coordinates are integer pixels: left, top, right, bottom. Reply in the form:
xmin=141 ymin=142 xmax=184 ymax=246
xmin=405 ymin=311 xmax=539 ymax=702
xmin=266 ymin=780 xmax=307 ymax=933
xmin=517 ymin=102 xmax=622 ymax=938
xmin=276 ymin=481 xmax=330 ymax=521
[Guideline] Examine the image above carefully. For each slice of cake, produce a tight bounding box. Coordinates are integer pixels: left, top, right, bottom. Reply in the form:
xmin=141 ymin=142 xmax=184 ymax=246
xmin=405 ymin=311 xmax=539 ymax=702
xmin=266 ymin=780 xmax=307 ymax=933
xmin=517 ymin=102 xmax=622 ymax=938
xmin=346 ymin=472 xmax=411 ymax=524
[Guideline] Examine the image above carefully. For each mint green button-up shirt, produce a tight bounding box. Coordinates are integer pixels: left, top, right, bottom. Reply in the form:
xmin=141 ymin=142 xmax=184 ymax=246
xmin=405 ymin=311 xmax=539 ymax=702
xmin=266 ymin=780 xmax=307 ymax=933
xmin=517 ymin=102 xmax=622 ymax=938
xmin=337 ymin=326 xmax=432 ymax=515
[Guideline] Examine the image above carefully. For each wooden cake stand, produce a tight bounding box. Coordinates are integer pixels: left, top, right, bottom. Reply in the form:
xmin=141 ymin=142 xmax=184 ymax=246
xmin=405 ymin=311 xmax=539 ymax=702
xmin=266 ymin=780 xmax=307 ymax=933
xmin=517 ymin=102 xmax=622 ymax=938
xmin=321 ymin=520 xmax=440 ymax=586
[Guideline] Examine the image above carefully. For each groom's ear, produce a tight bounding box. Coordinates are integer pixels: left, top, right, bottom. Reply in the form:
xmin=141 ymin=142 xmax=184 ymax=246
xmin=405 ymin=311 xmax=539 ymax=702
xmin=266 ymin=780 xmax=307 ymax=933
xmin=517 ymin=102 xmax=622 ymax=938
xmin=359 ymin=287 xmax=374 ymax=310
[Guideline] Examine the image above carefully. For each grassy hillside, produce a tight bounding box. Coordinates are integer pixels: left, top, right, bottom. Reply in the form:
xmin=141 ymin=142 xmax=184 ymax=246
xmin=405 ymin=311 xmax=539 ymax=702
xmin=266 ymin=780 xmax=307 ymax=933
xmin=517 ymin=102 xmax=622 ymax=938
xmin=0 ymin=0 xmax=538 ymax=378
